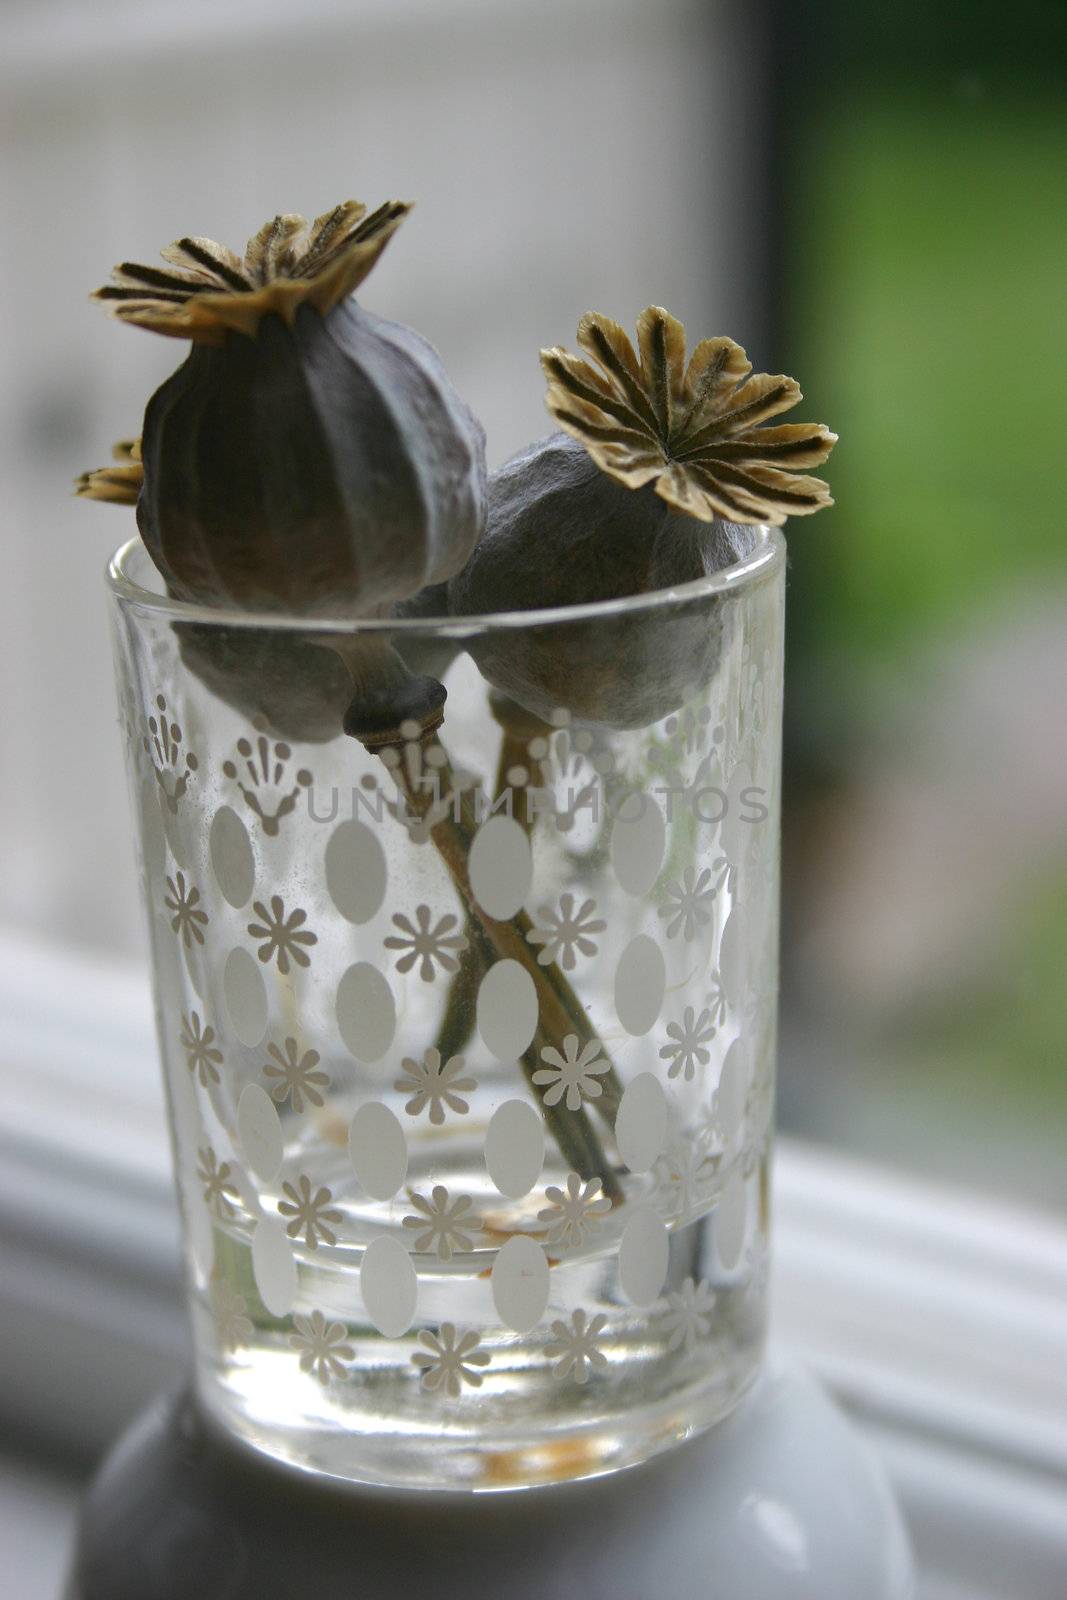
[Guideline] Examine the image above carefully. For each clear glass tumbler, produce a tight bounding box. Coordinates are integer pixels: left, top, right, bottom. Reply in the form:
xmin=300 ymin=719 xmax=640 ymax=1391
xmin=107 ymin=526 xmax=783 ymax=1491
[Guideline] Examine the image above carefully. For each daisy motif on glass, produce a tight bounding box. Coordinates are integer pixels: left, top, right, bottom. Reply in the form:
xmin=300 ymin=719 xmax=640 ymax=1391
xmin=196 ymin=1146 xmax=239 ymax=1218
xmin=658 ymin=865 xmax=717 ymax=942
xmin=544 ymin=1308 xmax=609 ymax=1384
xmin=395 ymin=1048 xmax=476 ymax=1125
xmin=262 ymin=1037 xmax=330 ymax=1113
xmin=247 ymin=896 xmax=317 ymax=974
xmin=384 ymin=905 xmax=468 ymax=981
xmin=402 ymin=1186 xmax=480 ymax=1262
xmin=278 ymin=1175 xmax=343 ymax=1250
xmin=533 ymin=1034 xmax=610 ymax=1111
xmin=180 ymin=1011 xmax=223 ymax=1087
xmin=654 ymin=1140 xmax=721 ymax=1220
xmin=706 ymin=970 xmax=729 ymax=1028
xmin=660 ymin=1277 xmax=716 ymax=1353
xmin=742 ymin=1239 xmax=772 ymax=1305
xmin=659 ymin=1005 xmax=717 ymax=1082
xmin=537 ymin=1173 xmax=613 ymax=1252
xmin=412 ymin=1324 xmax=490 ymax=1396
xmin=211 ymin=1279 xmax=253 ymax=1351
xmin=525 ymin=893 xmax=605 ymax=971
xmin=290 ymin=1309 xmax=354 ymax=1385
xmin=164 ymin=871 xmax=208 ymax=948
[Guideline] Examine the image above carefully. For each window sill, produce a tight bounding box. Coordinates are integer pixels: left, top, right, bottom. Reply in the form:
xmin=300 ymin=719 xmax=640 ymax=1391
xmin=2 ymin=932 xmax=1065 ymax=1596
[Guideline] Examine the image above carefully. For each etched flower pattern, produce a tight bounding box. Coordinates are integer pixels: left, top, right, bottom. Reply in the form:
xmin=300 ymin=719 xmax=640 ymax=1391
xmin=180 ymin=1011 xmax=222 ymax=1087
xmin=290 ymin=1309 xmax=354 ymax=1385
xmin=197 ymin=1146 xmax=239 ymax=1218
xmin=659 ymin=1006 xmax=717 ymax=1082
xmin=247 ymin=896 xmax=317 ymax=973
xmin=402 ymin=1186 xmax=480 ymax=1261
xmin=384 ymin=905 xmax=468 ymax=981
xmin=537 ymin=1173 xmax=613 ymax=1252
xmin=165 ymin=871 xmax=208 ymax=947
xmin=545 ymin=1309 xmax=609 ymax=1384
xmin=412 ymin=1324 xmax=490 ymax=1396
xmin=278 ymin=1175 xmax=343 ymax=1250
xmin=533 ymin=1035 xmax=610 ymax=1111
xmin=526 ymin=893 xmax=606 ymax=970
xmin=528 ymin=725 xmax=599 ymax=833
xmin=212 ymin=1279 xmax=253 ymax=1351
xmin=742 ymin=1239 xmax=772 ymax=1306
xmin=223 ymin=732 xmax=312 ymax=836
xmin=654 ymin=1140 xmax=721 ymax=1220
xmin=659 ymin=866 xmax=717 ymax=941
xmin=263 ymin=1037 xmax=330 ymax=1112
xmin=706 ymin=970 xmax=729 ymax=1028
xmin=380 ymin=731 xmax=479 ymax=846
xmin=143 ymin=693 xmax=198 ymax=813
xmin=395 ymin=1049 xmax=476 ymax=1125
xmin=660 ymin=1277 xmax=716 ymax=1352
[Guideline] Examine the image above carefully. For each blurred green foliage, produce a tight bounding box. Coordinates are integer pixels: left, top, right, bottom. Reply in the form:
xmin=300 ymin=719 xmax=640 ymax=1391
xmin=774 ymin=1 xmax=1067 ymax=1204
xmin=785 ymin=88 xmax=1067 ymax=663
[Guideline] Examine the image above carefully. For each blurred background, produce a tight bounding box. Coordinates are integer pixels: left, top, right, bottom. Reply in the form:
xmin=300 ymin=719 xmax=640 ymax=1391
xmin=1 ymin=0 xmax=1063 ymax=1212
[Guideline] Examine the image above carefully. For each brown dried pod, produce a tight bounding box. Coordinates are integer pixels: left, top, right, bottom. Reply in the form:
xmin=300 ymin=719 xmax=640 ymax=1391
xmin=75 ymin=437 xmax=143 ymax=504
xmin=449 ymin=308 xmax=835 ymax=727
xmin=93 ymin=200 xmax=486 ymax=619
xmin=80 ymin=438 xmax=455 ymax=742
xmin=170 ymin=625 xmax=447 ymax=745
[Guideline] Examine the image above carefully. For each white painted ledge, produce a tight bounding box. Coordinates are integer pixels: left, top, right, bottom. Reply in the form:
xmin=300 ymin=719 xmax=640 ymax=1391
xmin=1 ymin=931 xmax=1065 ymax=1596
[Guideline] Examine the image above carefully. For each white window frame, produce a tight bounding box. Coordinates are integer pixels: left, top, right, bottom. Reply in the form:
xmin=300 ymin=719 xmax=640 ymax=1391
xmin=2 ymin=930 xmax=1066 ymax=1598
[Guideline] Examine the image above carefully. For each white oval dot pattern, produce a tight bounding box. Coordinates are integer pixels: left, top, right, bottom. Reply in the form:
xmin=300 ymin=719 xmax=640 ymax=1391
xmin=252 ymin=1216 xmax=297 ymax=1317
xmin=139 ymin=780 xmax=166 ymax=883
xmin=160 ymin=791 xmax=189 ymax=869
xmin=485 ymin=1100 xmax=544 ymax=1199
xmin=619 ymin=1207 xmax=670 ymax=1306
xmin=337 ymin=963 xmax=396 ymax=1063
xmin=610 ymin=795 xmax=666 ymax=896
xmin=477 ymin=959 xmax=539 ymax=1061
xmin=492 ymin=1236 xmax=550 ymax=1334
xmin=614 ymin=934 xmax=666 ymax=1037
xmin=469 ymin=815 xmax=532 ymax=920
xmin=188 ymin=1194 xmax=214 ymax=1283
xmin=361 ymin=1236 xmax=418 ymax=1338
xmin=129 ymin=696 xmax=775 ymax=1368
xmin=721 ymin=761 xmax=754 ymax=863
xmin=716 ymin=1171 xmax=749 ymax=1268
xmin=719 ymin=904 xmax=749 ymax=1006
xmin=236 ymin=1083 xmax=283 ymax=1183
xmin=324 ymin=819 xmax=387 ymax=925
xmin=223 ymin=947 xmax=268 ymax=1047
xmin=210 ymin=806 xmax=254 ymax=908
xmin=349 ymin=1103 xmax=408 ymax=1200
xmin=716 ymin=1038 xmax=749 ymax=1143
xmin=614 ymin=1073 xmax=668 ymax=1173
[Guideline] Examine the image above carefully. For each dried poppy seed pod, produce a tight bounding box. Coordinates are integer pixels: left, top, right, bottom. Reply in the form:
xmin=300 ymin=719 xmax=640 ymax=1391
xmin=171 ymin=625 xmax=446 ymax=746
xmin=449 ymin=307 xmax=836 ymax=727
xmin=80 ymin=434 xmax=457 ymax=742
xmin=450 ymin=432 xmax=757 ymax=726
xmin=93 ymin=200 xmax=487 ymax=618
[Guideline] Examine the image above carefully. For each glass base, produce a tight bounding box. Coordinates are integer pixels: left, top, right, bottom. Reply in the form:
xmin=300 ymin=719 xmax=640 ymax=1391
xmin=201 ymin=1322 xmax=764 ymax=1492
xmin=196 ymin=1183 xmax=766 ymax=1488
xmin=66 ymin=1359 xmax=914 ymax=1600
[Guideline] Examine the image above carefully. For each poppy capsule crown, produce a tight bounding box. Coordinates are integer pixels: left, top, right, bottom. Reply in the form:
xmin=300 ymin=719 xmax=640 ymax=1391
xmin=91 ymin=199 xmax=487 ymax=620
xmin=449 ymin=306 xmax=836 ymax=727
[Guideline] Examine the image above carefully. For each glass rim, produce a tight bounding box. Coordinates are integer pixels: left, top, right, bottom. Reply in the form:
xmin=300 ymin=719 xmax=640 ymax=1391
xmin=107 ymin=525 xmax=784 ymax=637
